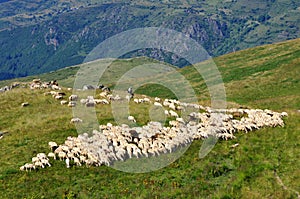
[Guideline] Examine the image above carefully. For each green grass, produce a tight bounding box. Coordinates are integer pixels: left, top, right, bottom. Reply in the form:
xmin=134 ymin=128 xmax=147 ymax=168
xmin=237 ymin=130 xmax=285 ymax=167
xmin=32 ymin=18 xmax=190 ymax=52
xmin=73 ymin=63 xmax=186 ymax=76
xmin=0 ymin=39 xmax=299 ymax=198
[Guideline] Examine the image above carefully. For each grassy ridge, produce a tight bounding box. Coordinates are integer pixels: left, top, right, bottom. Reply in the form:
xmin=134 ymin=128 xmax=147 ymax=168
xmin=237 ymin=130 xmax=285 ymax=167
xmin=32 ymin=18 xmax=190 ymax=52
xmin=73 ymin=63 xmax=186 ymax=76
xmin=0 ymin=39 xmax=299 ymax=198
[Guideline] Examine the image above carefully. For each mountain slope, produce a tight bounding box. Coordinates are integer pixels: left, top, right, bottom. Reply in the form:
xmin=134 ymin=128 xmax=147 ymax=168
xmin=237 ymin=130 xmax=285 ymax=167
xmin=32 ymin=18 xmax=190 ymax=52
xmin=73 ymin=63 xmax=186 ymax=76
xmin=0 ymin=0 xmax=299 ymax=80
xmin=0 ymin=39 xmax=299 ymax=198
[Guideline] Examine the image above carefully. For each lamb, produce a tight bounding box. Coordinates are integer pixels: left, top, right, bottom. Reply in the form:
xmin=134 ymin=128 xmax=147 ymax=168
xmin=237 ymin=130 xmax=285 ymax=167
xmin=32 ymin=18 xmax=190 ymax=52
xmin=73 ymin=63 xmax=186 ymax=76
xmin=128 ymin=115 xmax=136 ymax=123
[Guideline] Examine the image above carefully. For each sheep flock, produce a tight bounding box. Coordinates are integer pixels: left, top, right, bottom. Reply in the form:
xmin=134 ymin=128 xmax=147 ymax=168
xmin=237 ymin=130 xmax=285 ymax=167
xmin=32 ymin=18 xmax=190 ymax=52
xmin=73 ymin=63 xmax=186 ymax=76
xmin=5 ymin=79 xmax=288 ymax=171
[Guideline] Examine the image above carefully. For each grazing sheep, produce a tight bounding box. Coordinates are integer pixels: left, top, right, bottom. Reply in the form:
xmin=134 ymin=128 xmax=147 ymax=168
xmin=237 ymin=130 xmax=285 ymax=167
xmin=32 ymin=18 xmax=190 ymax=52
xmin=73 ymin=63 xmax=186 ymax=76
xmin=44 ymin=92 xmax=52 ymax=96
xmin=55 ymin=95 xmax=63 ymax=100
xmin=52 ymin=85 xmax=61 ymax=90
xmin=80 ymin=99 xmax=87 ymax=105
xmin=176 ymin=105 xmax=184 ymax=111
xmin=230 ymin=143 xmax=239 ymax=148
xmin=60 ymin=100 xmax=68 ymax=105
xmin=163 ymin=101 xmax=170 ymax=107
xmin=169 ymin=103 xmax=176 ymax=111
xmin=281 ymin=112 xmax=288 ymax=117
xmin=48 ymin=152 xmax=56 ymax=160
xmin=154 ymin=97 xmax=161 ymax=102
xmin=69 ymin=95 xmax=78 ymax=101
xmin=176 ymin=117 xmax=185 ymax=123
xmin=143 ymin=98 xmax=151 ymax=103
xmin=99 ymin=91 xmax=108 ymax=98
xmin=65 ymin=158 xmax=70 ymax=168
xmin=32 ymin=79 xmax=41 ymax=84
xmin=70 ymin=118 xmax=83 ymax=124
xmin=169 ymin=110 xmax=179 ymax=118
xmin=154 ymin=102 xmax=163 ymax=107
xmin=68 ymin=101 xmax=76 ymax=107
xmin=37 ymin=153 xmax=47 ymax=160
xmin=164 ymin=110 xmax=169 ymax=116
xmin=128 ymin=116 xmax=136 ymax=123
xmin=73 ymin=157 xmax=82 ymax=166
xmin=58 ymin=151 xmax=67 ymax=160
xmin=20 ymin=163 xmax=35 ymax=171
xmin=125 ymin=95 xmax=132 ymax=101
xmin=48 ymin=141 xmax=58 ymax=151
xmin=21 ymin=102 xmax=29 ymax=107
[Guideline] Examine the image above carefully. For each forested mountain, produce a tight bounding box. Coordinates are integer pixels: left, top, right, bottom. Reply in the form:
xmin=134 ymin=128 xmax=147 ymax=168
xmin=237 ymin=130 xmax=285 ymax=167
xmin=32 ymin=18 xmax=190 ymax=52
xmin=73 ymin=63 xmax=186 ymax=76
xmin=0 ymin=0 xmax=299 ymax=80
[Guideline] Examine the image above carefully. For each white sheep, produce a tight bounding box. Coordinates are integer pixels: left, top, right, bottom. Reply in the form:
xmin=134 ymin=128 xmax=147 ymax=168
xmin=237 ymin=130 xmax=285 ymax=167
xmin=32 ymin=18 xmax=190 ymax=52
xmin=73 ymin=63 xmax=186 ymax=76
xmin=55 ymin=95 xmax=63 ymax=100
xmin=169 ymin=103 xmax=176 ymax=111
xmin=128 ymin=116 xmax=136 ymax=123
xmin=169 ymin=110 xmax=179 ymax=118
xmin=60 ymin=100 xmax=68 ymax=105
xmin=154 ymin=97 xmax=161 ymax=102
xmin=68 ymin=101 xmax=76 ymax=107
xmin=48 ymin=152 xmax=56 ymax=160
xmin=176 ymin=117 xmax=185 ymax=123
xmin=164 ymin=110 xmax=169 ymax=116
xmin=70 ymin=118 xmax=83 ymax=124
xmin=99 ymin=91 xmax=108 ymax=98
xmin=65 ymin=158 xmax=70 ymax=168
xmin=154 ymin=102 xmax=163 ymax=107
xmin=80 ymin=99 xmax=87 ymax=105
xmin=143 ymin=98 xmax=151 ymax=103
xmin=69 ymin=95 xmax=78 ymax=101
xmin=58 ymin=151 xmax=67 ymax=160
xmin=21 ymin=102 xmax=29 ymax=107
xmin=37 ymin=153 xmax=47 ymax=160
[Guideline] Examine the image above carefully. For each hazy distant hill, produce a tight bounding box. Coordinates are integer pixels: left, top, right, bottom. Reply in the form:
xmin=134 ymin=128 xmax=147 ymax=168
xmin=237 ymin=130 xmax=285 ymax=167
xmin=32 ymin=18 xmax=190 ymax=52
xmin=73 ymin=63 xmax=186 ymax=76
xmin=0 ymin=0 xmax=299 ymax=80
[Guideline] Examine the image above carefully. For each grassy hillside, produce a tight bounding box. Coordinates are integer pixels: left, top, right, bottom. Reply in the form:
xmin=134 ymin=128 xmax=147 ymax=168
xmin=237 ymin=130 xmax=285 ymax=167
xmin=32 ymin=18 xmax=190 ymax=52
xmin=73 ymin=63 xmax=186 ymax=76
xmin=0 ymin=39 xmax=299 ymax=198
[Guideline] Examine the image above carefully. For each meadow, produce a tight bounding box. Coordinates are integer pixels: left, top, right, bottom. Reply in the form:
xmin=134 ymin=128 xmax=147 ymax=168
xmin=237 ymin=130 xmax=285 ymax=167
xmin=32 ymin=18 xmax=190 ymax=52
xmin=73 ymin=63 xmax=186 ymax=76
xmin=0 ymin=38 xmax=299 ymax=198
